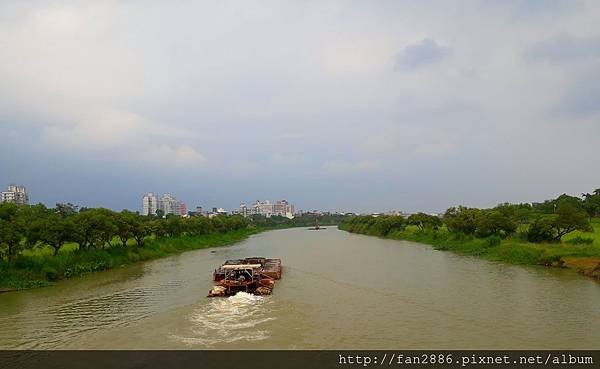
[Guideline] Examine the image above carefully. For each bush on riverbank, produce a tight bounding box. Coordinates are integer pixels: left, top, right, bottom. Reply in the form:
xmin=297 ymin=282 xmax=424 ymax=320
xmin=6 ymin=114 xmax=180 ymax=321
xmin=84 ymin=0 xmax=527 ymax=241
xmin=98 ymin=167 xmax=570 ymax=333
xmin=248 ymin=213 xmax=350 ymax=228
xmin=0 ymin=228 xmax=260 ymax=290
xmin=0 ymin=199 xmax=353 ymax=290
xmin=339 ymin=188 xmax=600 ymax=270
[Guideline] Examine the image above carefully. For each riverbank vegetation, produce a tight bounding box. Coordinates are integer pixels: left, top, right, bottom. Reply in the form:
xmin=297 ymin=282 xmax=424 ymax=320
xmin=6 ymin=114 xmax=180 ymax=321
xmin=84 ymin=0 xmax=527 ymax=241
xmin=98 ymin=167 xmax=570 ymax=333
xmin=339 ymin=189 xmax=600 ymax=279
xmin=0 ymin=203 xmax=260 ymax=290
xmin=0 ymin=202 xmax=351 ymax=290
xmin=248 ymin=212 xmax=349 ymax=228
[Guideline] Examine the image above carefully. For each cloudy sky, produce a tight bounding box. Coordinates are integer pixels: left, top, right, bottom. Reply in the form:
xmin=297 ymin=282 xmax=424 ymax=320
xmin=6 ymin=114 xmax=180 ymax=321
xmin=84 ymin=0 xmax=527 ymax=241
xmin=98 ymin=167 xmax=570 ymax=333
xmin=1 ymin=0 xmax=599 ymax=213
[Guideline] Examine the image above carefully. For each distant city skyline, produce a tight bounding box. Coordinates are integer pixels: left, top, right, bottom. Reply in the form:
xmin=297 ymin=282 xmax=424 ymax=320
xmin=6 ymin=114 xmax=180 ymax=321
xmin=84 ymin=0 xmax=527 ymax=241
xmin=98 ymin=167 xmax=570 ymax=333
xmin=1 ymin=2 xmax=599 ymax=213
xmin=4 ymin=181 xmax=599 ymax=217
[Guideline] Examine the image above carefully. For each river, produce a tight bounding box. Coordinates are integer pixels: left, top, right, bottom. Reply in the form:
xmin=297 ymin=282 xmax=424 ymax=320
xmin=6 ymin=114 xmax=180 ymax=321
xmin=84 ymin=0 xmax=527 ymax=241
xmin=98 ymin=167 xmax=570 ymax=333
xmin=1 ymin=227 xmax=599 ymax=349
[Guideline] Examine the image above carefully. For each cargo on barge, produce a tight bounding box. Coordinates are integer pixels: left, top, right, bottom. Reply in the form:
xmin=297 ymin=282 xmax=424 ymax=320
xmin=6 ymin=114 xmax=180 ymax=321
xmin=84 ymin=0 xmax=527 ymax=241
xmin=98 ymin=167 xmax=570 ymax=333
xmin=208 ymin=257 xmax=282 ymax=297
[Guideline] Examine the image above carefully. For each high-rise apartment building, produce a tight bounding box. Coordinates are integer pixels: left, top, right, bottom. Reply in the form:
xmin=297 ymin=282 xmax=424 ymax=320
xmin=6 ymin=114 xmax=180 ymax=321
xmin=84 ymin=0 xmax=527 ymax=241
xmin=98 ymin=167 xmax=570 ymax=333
xmin=237 ymin=199 xmax=295 ymax=218
xmin=160 ymin=193 xmax=178 ymax=216
xmin=274 ymin=200 xmax=294 ymax=217
xmin=1 ymin=185 xmax=29 ymax=205
xmin=177 ymin=201 xmax=188 ymax=216
xmin=142 ymin=192 xmax=159 ymax=216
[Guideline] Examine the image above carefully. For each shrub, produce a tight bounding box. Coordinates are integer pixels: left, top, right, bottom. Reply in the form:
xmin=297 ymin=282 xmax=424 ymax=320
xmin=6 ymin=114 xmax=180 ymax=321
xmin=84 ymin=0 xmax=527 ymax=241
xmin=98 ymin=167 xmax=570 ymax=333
xmin=564 ymin=236 xmax=594 ymax=245
xmin=486 ymin=235 xmax=502 ymax=247
xmin=42 ymin=266 xmax=60 ymax=281
xmin=526 ymin=216 xmax=556 ymax=243
xmin=538 ymin=253 xmax=565 ymax=267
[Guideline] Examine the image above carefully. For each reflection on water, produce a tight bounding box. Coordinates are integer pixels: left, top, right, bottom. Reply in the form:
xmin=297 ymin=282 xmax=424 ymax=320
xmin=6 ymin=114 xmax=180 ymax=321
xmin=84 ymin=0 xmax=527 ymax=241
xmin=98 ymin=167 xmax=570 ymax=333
xmin=0 ymin=228 xmax=599 ymax=349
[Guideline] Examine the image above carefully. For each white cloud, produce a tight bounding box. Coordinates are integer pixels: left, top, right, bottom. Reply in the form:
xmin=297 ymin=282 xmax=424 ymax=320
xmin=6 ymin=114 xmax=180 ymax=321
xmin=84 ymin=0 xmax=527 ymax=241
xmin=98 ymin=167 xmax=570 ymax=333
xmin=136 ymin=144 xmax=207 ymax=168
xmin=44 ymin=110 xmax=207 ymax=168
xmin=31 ymin=6 xmax=83 ymax=33
xmin=45 ymin=111 xmax=145 ymax=150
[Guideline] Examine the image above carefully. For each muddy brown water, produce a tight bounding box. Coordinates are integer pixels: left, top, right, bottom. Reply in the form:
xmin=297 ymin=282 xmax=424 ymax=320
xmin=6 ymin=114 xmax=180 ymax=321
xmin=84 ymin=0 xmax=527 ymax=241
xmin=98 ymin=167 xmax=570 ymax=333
xmin=1 ymin=227 xmax=599 ymax=349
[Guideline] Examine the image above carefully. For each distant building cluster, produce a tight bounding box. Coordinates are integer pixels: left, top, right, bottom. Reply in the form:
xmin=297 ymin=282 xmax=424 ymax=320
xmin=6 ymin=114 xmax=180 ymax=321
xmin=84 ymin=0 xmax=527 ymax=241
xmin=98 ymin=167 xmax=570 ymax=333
xmin=142 ymin=192 xmax=187 ymax=217
xmin=235 ymin=200 xmax=295 ymax=219
xmin=1 ymin=184 xmax=29 ymax=205
xmin=141 ymin=193 xmax=298 ymax=219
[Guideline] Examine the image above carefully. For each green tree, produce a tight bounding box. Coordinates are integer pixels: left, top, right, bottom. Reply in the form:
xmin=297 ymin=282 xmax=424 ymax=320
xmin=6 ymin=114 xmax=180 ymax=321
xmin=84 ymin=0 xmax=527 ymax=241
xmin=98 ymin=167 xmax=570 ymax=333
xmin=35 ymin=214 xmax=76 ymax=255
xmin=552 ymin=203 xmax=592 ymax=240
xmin=475 ymin=210 xmax=517 ymax=238
xmin=526 ymin=215 xmax=556 ymax=243
xmin=150 ymin=219 xmax=167 ymax=238
xmin=443 ymin=207 xmax=479 ymax=235
xmin=388 ymin=215 xmax=406 ymax=231
xmin=494 ymin=202 xmax=533 ymax=226
xmin=93 ymin=209 xmax=118 ymax=248
xmin=131 ymin=218 xmax=149 ymax=246
xmin=72 ymin=211 xmax=96 ymax=250
xmin=72 ymin=208 xmax=117 ymax=249
xmin=527 ymin=203 xmax=591 ymax=242
xmin=115 ymin=211 xmax=136 ymax=247
xmin=164 ymin=216 xmax=184 ymax=237
xmin=55 ymin=202 xmax=79 ymax=218
xmin=582 ymin=190 xmax=600 ymax=218
xmin=20 ymin=203 xmax=52 ymax=248
xmin=0 ymin=203 xmax=25 ymax=262
xmin=186 ymin=216 xmax=214 ymax=235
xmin=407 ymin=213 xmax=441 ymax=231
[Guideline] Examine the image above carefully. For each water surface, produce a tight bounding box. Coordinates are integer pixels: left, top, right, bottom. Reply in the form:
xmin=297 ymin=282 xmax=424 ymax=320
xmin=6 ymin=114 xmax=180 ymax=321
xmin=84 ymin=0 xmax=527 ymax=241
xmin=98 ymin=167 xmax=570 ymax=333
xmin=1 ymin=228 xmax=599 ymax=349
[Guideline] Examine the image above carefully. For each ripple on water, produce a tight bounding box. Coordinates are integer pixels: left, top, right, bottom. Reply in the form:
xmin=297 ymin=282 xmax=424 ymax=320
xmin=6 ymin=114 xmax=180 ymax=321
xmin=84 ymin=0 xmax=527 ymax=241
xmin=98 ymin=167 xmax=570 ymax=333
xmin=171 ymin=292 xmax=275 ymax=347
xmin=0 ymin=280 xmax=184 ymax=349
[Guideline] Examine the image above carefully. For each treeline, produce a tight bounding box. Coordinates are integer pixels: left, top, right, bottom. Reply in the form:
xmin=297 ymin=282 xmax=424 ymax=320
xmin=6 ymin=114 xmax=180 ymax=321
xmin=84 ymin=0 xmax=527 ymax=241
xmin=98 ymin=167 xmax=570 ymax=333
xmin=340 ymin=189 xmax=600 ymax=244
xmin=247 ymin=213 xmax=350 ymax=228
xmin=0 ymin=202 xmax=251 ymax=262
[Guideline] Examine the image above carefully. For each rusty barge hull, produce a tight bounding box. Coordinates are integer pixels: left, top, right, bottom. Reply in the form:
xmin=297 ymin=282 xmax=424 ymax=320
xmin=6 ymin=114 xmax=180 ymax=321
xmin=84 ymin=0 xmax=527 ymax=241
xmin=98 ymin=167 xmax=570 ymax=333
xmin=213 ymin=257 xmax=282 ymax=281
xmin=208 ymin=257 xmax=282 ymax=297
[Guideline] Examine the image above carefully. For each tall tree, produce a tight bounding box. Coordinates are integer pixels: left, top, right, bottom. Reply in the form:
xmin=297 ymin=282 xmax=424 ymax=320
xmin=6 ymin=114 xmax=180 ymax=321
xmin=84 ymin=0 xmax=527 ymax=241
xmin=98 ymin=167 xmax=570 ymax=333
xmin=36 ymin=214 xmax=75 ymax=256
xmin=407 ymin=213 xmax=441 ymax=231
xmin=552 ymin=203 xmax=592 ymax=240
xmin=0 ymin=203 xmax=25 ymax=262
xmin=115 ymin=211 xmax=135 ymax=247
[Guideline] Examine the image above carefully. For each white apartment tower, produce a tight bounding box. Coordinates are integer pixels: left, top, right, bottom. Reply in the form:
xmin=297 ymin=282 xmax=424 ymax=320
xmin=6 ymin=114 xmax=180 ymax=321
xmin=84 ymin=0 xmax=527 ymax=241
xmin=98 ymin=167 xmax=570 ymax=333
xmin=1 ymin=185 xmax=29 ymax=205
xmin=160 ymin=193 xmax=178 ymax=216
xmin=241 ymin=199 xmax=295 ymax=218
xmin=142 ymin=192 xmax=159 ymax=216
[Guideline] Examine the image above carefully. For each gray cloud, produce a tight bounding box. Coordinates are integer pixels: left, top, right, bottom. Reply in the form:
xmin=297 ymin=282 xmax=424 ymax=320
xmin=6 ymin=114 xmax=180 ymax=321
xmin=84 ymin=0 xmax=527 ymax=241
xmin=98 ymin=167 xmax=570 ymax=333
xmin=555 ymin=68 xmax=600 ymax=117
xmin=524 ymin=34 xmax=600 ymax=63
xmin=395 ymin=38 xmax=451 ymax=70
xmin=1 ymin=1 xmax=600 ymax=213
xmin=512 ymin=0 xmax=582 ymax=18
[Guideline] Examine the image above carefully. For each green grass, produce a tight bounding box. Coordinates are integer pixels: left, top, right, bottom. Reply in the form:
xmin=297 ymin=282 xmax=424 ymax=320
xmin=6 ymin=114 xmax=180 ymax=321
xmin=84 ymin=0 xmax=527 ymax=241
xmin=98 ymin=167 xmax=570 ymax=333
xmin=0 ymin=228 xmax=262 ymax=290
xmin=563 ymin=218 xmax=600 ymax=244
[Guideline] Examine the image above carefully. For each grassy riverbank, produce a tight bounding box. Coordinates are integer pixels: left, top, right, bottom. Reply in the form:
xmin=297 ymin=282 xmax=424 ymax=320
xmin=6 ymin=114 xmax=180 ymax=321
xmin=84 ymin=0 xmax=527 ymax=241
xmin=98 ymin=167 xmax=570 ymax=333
xmin=0 ymin=227 xmax=261 ymax=291
xmin=339 ymin=219 xmax=600 ymax=279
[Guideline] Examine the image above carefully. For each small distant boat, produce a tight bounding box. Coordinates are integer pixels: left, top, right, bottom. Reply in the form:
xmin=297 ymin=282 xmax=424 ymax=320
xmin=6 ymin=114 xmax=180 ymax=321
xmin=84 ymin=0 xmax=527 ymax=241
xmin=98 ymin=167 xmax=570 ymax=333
xmin=308 ymin=219 xmax=326 ymax=230
xmin=208 ymin=257 xmax=282 ymax=297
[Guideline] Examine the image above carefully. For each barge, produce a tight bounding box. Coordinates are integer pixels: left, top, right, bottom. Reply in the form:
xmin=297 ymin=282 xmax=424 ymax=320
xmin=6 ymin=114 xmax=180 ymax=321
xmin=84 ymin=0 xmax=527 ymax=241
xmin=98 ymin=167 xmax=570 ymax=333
xmin=208 ymin=257 xmax=282 ymax=297
xmin=308 ymin=220 xmax=326 ymax=230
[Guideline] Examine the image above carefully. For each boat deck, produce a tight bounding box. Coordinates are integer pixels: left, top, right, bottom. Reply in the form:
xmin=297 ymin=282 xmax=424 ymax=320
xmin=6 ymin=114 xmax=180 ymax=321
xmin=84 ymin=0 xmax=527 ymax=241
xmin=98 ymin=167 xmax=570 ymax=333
xmin=215 ymin=257 xmax=282 ymax=280
xmin=208 ymin=257 xmax=282 ymax=297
